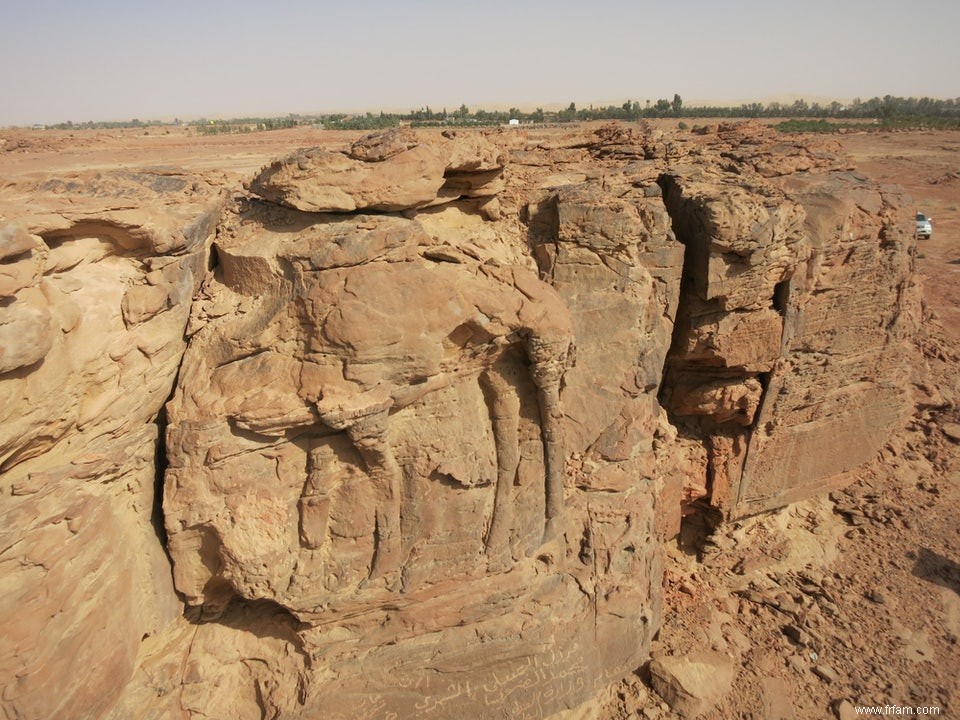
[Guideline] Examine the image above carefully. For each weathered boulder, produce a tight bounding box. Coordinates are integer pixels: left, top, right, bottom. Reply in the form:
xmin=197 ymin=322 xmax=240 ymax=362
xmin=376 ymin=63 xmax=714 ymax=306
xmin=650 ymin=651 xmax=736 ymax=717
xmin=249 ymin=128 xmax=506 ymax=213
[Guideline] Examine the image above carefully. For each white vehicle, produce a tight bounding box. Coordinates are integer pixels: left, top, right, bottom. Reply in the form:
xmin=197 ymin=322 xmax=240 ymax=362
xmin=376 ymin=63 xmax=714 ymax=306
xmin=916 ymin=212 xmax=933 ymax=239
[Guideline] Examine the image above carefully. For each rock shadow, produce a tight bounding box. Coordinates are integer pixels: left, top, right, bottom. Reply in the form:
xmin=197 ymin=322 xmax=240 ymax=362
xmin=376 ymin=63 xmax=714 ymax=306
xmin=912 ymin=546 xmax=960 ymax=595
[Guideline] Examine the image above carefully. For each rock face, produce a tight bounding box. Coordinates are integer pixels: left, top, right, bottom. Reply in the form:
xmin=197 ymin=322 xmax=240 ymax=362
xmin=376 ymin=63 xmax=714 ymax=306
xmin=0 ymin=124 xmax=920 ymax=720
xmin=657 ymin=126 xmax=917 ymax=518
xmin=0 ymin=170 xmax=224 ymax=719
xmin=162 ymin=154 xmax=661 ymax=717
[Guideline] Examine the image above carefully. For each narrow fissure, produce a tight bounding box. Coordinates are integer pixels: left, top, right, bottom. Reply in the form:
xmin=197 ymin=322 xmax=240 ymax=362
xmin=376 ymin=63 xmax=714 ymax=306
xmin=655 ymin=173 xmax=717 ymax=529
xmin=151 ymin=244 xmax=222 ymax=568
xmin=151 ymin=402 xmax=170 ymax=549
xmin=655 ymin=172 xmax=776 ymax=524
xmin=773 ymin=278 xmax=790 ymax=316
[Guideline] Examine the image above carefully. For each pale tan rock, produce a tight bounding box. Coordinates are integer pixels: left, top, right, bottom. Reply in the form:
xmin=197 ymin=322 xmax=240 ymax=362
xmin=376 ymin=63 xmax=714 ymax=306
xmin=0 ymin=223 xmax=37 ymax=260
xmin=835 ymin=699 xmax=857 ymax=720
xmin=120 ymin=283 xmax=170 ymax=325
xmin=0 ymin=168 xmax=224 ymax=720
xmin=160 ymin=146 xmax=668 ymax=716
xmin=733 ymin=174 xmax=918 ymax=514
xmin=0 ymin=225 xmax=44 ymax=298
xmin=348 ymin=126 xmax=420 ymax=161
xmin=675 ymin=306 xmax=784 ymax=371
xmin=441 ymin=129 xmax=507 ymax=171
xmin=657 ymin=136 xmax=917 ymax=520
xmin=0 ymin=124 xmax=922 ymax=720
xmin=250 ymin=142 xmax=447 ymax=212
xmin=164 ymin=210 xmax=577 ymax=610
xmin=249 ymin=128 xmax=507 ymax=213
xmin=649 ymin=651 xmax=735 ymax=717
xmin=0 ymin=293 xmax=52 ymax=372
xmin=667 ymin=377 xmax=764 ymax=426
xmin=0 ymin=254 xmax=42 ymax=297
xmin=942 ymin=422 xmax=960 ymax=442
xmin=0 ymin=449 xmax=179 ymax=720
xmin=760 ymin=676 xmax=796 ymax=719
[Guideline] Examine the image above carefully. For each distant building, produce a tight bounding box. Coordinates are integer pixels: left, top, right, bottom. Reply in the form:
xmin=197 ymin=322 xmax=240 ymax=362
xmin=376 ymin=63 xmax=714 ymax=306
xmin=508 ymin=118 xmax=520 ymax=126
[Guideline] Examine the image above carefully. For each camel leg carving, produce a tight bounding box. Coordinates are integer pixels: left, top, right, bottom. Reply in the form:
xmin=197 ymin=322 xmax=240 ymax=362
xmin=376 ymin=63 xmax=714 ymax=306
xmin=527 ymin=336 xmax=571 ymax=544
xmin=344 ymin=409 xmax=402 ymax=586
xmin=298 ymin=442 xmax=330 ymax=550
xmin=479 ymin=354 xmax=523 ymax=568
xmin=299 ymin=267 xmax=573 ymax=586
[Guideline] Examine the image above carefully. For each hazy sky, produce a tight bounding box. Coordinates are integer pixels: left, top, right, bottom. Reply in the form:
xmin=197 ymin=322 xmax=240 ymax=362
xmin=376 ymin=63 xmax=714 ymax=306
xmin=3 ymin=0 xmax=958 ymax=126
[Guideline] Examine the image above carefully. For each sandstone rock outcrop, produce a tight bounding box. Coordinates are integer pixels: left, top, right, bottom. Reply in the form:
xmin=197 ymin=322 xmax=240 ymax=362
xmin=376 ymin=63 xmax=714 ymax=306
xmin=0 ymin=124 xmax=920 ymax=720
xmin=249 ymin=128 xmax=506 ymax=215
xmin=0 ymin=170 xmax=224 ymax=720
xmin=160 ymin=137 xmax=661 ymax=715
xmin=656 ymin=126 xmax=917 ymax=517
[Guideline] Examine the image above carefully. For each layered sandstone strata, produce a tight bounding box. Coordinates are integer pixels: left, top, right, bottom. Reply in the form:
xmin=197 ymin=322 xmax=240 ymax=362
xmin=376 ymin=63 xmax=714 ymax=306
xmin=158 ymin=132 xmax=664 ymax=718
xmin=0 ymin=170 xmax=224 ymax=719
xmin=0 ymin=124 xmax=919 ymax=720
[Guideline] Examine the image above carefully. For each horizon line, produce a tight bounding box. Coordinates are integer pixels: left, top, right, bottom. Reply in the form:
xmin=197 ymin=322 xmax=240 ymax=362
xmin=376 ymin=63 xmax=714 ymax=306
xmin=6 ymin=92 xmax=959 ymax=129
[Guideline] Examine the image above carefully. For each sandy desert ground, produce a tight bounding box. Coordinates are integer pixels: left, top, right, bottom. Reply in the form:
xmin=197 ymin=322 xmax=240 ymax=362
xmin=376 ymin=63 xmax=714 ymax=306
xmin=1 ymin=122 xmax=957 ymax=719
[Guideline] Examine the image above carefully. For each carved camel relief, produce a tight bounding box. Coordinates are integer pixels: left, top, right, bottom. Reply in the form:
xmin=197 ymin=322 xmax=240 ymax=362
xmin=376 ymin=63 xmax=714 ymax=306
xmin=293 ymin=252 xmax=574 ymax=585
xmin=199 ymin=217 xmax=575 ymax=594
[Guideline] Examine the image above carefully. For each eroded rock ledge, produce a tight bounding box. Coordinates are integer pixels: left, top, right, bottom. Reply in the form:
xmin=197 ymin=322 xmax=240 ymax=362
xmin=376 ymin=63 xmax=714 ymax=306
xmin=0 ymin=123 xmax=920 ymax=720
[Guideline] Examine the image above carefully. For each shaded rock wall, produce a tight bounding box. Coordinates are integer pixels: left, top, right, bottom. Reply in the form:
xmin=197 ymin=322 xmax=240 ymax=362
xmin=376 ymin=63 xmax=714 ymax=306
xmin=657 ymin=130 xmax=918 ymax=519
xmin=0 ymin=124 xmax=919 ymax=720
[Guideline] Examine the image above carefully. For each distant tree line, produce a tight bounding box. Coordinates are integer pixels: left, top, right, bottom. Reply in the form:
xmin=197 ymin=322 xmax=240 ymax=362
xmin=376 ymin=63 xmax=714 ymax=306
xmin=315 ymin=94 xmax=960 ymax=130
xmin=39 ymin=95 xmax=960 ymax=133
xmin=46 ymin=118 xmax=161 ymax=130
